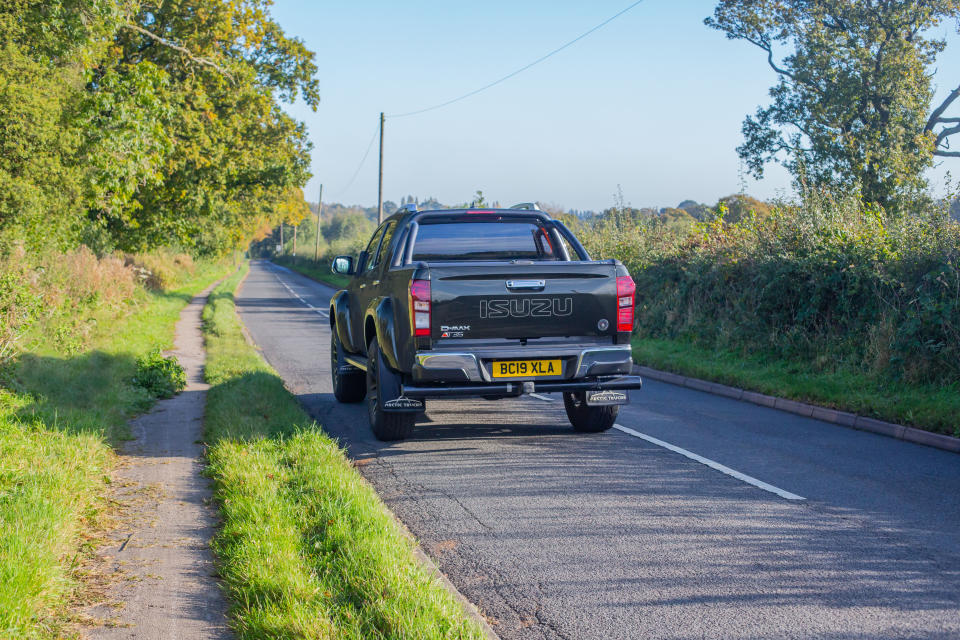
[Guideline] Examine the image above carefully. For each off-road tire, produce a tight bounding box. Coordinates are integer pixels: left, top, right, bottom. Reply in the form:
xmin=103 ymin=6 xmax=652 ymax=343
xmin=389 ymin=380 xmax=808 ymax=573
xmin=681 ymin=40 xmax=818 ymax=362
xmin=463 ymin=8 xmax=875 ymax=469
xmin=563 ymin=391 xmax=618 ymax=433
xmin=331 ymin=329 xmax=365 ymax=403
xmin=367 ymin=340 xmax=416 ymax=441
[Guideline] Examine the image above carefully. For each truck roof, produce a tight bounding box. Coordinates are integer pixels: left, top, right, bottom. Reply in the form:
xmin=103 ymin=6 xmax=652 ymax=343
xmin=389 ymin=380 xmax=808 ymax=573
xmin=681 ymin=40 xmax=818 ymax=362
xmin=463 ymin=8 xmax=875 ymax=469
xmin=386 ymin=208 xmax=554 ymax=225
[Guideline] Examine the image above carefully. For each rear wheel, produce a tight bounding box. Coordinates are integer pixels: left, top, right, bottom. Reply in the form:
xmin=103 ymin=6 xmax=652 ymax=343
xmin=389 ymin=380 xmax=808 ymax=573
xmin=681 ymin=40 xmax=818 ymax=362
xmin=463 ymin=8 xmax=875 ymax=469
xmin=563 ymin=391 xmax=617 ymax=433
xmin=367 ymin=340 xmax=416 ymax=441
xmin=331 ymin=329 xmax=365 ymax=403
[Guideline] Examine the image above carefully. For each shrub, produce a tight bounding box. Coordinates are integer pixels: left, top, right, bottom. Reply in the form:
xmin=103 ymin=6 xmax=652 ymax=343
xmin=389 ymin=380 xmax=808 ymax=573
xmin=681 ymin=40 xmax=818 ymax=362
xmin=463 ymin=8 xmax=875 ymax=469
xmin=132 ymin=348 xmax=186 ymax=398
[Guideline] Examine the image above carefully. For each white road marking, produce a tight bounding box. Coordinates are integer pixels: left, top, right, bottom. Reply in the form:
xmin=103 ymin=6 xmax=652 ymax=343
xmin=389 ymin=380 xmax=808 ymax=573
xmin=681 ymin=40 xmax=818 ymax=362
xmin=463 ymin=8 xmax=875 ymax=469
xmin=613 ymin=424 xmax=806 ymax=501
xmin=401 ymin=324 xmax=800 ymax=500
xmin=530 ymin=393 xmax=555 ymax=402
xmin=272 ymin=273 xmax=330 ymax=318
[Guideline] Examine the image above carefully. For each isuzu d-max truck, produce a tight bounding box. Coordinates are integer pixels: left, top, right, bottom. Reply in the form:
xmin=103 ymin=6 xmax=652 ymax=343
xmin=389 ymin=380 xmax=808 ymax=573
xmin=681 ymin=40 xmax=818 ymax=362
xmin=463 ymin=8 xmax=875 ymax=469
xmin=328 ymin=205 xmax=642 ymax=440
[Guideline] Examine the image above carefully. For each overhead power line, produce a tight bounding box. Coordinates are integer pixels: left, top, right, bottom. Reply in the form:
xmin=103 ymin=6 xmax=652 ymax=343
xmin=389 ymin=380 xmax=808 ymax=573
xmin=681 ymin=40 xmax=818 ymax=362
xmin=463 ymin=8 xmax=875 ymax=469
xmin=331 ymin=123 xmax=380 ymax=199
xmin=387 ymin=0 xmax=647 ymax=119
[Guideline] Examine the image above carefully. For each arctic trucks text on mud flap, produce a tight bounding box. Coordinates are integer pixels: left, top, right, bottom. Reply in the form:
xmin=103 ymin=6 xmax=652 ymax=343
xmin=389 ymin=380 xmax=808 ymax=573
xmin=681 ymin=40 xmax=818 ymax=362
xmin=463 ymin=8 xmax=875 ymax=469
xmin=328 ymin=205 xmax=643 ymax=441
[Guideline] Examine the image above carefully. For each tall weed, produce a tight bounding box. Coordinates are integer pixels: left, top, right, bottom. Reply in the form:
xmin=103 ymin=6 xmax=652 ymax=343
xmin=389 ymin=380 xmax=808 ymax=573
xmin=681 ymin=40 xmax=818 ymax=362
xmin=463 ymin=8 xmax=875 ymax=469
xmin=0 ymin=247 xmax=197 ymax=363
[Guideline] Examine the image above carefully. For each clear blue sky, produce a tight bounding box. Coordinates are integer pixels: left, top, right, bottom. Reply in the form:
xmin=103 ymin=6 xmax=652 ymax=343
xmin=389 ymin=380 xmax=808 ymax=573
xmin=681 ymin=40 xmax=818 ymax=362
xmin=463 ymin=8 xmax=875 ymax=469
xmin=270 ymin=0 xmax=960 ymax=212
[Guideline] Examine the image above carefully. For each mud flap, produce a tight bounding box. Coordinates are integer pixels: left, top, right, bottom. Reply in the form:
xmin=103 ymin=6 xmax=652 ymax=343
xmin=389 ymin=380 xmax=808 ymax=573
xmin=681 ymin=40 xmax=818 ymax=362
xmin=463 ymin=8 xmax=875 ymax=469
xmin=585 ymin=389 xmax=629 ymax=406
xmin=376 ymin=353 xmax=425 ymax=413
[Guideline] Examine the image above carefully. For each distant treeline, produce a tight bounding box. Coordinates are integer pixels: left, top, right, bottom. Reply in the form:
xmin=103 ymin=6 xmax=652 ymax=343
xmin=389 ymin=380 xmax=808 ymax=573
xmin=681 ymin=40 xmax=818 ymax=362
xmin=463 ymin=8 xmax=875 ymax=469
xmin=254 ymin=192 xmax=798 ymax=260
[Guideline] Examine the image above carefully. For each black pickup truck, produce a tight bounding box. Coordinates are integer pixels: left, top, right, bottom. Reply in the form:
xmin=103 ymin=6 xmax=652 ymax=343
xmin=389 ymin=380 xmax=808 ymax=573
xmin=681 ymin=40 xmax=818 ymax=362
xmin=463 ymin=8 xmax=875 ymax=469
xmin=328 ymin=205 xmax=643 ymax=440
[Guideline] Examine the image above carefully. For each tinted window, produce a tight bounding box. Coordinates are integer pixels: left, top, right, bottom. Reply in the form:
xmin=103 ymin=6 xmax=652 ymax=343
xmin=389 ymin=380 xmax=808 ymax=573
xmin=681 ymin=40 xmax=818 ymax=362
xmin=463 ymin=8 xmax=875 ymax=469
xmin=411 ymin=222 xmax=560 ymax=261
xmin=363 ymin=225 xmax=387 ymax=272
xmin=369 ymin=222 xmax=396 ymax=271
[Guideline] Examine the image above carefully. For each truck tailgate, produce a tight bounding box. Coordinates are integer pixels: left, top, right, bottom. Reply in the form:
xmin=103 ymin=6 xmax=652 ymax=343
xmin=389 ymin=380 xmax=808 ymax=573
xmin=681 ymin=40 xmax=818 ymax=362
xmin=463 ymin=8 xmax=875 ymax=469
xmin=427 ymin=262 xmax=618 ymax=340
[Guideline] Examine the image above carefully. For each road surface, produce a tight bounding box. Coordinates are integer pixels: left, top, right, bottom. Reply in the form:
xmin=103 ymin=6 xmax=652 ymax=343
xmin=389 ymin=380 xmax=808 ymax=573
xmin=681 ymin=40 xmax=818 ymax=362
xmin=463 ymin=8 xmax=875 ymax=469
xmin=237 ymin=260 xmax=960 ymax=640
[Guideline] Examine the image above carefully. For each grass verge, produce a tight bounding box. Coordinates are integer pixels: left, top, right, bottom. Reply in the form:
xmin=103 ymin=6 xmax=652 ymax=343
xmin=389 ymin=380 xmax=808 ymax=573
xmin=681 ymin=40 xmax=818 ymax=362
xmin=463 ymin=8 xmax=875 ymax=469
xmin=633 ymin=337 xmax=960 ymax=437
xmin=272 ymin=255 xmax=350 ymax=289
xmin=0 ymin=258 xmax=231 ymax=638
xmin=203 ymin=263 xmax=485 ymax=639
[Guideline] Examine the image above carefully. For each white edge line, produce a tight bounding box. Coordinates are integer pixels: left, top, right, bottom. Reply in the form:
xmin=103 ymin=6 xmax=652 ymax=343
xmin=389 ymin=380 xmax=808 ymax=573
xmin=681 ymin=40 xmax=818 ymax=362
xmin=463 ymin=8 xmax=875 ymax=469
xmin=613 ymin=424 xmax=806 ymax=501
xmin=274 ymin=275 xmax=330 ymax=318
xmin=529 ymin=393 xmax=555 ymax=402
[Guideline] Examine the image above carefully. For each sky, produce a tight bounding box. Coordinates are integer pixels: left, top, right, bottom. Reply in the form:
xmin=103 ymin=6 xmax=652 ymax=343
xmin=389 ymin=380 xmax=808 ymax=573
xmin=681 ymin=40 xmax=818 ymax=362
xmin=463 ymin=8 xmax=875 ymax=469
xmin=269 ymin=0 xmax=960 ymax=212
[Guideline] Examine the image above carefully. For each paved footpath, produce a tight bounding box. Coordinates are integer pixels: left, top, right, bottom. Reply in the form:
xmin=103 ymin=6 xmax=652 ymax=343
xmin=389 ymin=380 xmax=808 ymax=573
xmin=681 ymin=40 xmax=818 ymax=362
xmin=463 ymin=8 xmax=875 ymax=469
xmin=238 ymin=260 xmax=960 ymax=640
xmin=84 ymin=284 xmax=230 ymax=639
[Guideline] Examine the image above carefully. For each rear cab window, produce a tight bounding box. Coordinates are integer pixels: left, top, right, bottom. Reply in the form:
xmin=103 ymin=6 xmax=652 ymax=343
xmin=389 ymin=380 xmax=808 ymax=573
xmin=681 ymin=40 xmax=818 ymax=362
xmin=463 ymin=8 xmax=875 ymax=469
xmin=411 ymin=219 xmax=565 ymax=262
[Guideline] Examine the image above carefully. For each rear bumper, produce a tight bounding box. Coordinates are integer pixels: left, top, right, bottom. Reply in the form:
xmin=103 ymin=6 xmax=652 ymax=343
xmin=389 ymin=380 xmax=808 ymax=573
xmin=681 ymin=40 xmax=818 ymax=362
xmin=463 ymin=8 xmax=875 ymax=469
xmin=411 ymin=344 xmax=634 ymax=383
xmin=401 ymin=374 xmax=644 ymax=399
xmin=405 ymin=344 xmax=640 ymax=399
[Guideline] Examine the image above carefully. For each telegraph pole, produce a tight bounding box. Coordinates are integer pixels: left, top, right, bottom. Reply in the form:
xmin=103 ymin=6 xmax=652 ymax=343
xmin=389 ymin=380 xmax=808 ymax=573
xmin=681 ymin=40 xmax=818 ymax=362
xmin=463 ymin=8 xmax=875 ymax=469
xmin=377 ymin=112 xmax=385 ymax=224
xmin=314 ymin=183 xmax=323 ymax=261
xmin=292 ymin=223 xmax=297 ymax=256
xmin=279 ymin=222 xmax=284 ymax=255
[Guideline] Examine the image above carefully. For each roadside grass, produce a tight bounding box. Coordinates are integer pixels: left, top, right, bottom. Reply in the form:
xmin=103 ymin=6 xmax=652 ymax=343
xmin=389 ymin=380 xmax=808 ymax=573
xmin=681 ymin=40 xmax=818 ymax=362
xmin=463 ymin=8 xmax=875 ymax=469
xmin=633 ymin=337 xmax=960 ymax=437
xmin=272 ymin=255 xmax=350 ymax=289
xmin=203 ymin=264 xmax=486 ymax=639
xmin=0 ymin=258 xmax=231 ymax=638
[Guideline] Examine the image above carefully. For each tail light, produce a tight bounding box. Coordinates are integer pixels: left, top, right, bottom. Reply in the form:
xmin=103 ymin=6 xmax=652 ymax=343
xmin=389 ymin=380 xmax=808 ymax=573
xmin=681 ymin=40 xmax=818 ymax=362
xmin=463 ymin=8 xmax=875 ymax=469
xmin=409 ymin=279 xmax=431 ymax=337
xmin=616 ymin=276 xmax=636 ymax=332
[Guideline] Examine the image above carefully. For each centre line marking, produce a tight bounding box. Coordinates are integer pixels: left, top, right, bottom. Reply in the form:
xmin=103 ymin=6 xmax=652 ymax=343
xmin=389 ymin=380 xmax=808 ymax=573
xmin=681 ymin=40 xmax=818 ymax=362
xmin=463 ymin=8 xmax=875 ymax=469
xmin=529 ymin=393 xmax=554 ymax=402
xmin=612 ymin=424 xmax=806 ymax=501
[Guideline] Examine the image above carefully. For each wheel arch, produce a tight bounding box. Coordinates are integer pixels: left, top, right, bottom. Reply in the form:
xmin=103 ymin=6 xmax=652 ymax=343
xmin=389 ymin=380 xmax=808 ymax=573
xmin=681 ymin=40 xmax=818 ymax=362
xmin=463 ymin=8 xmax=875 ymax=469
xmin=330 ymin=290 xmax=356 ymax=352
xmin=366 ymin=297 xmax=401 ymax=370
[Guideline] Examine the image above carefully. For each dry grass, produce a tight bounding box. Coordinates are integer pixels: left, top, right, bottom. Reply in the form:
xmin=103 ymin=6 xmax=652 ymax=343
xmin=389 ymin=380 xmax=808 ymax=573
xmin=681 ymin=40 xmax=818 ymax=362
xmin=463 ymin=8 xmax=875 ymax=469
xmin=0 ymin=246 xmax=201 ymax=363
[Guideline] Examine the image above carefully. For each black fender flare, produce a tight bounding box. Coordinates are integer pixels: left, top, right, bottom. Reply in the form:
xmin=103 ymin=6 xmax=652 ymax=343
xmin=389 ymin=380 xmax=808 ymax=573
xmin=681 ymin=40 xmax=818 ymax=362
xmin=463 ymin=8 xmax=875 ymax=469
xmin=369 ymin=297 xmax=401 ymax=371
xmin=330 ymin=290 xmax=357 ymax=353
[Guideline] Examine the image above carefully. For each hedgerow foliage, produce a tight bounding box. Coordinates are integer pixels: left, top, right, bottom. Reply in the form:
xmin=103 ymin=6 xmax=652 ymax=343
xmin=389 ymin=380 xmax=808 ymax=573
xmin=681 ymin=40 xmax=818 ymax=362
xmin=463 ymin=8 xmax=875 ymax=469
xmin=580 ymin=190 xmax=960 ymax=385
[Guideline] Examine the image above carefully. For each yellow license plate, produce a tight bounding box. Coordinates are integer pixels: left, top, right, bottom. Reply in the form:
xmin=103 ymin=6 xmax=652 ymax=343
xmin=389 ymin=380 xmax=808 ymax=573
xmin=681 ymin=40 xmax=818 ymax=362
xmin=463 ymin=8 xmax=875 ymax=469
xmin=491 ymin=359 xmax=562 ymax=378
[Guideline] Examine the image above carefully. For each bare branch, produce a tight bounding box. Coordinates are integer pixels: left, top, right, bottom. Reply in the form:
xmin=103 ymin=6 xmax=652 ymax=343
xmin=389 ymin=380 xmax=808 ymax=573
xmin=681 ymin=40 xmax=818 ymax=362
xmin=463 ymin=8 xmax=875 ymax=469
xmin=936 ymin=123 xmax=960 ymax=147
xmin=934 ymin=149 xmax=960 ymax=157
xmin=741 ymin=33 xmax=797 ymax=81
xmin=122 ymin=23 xmax=234 ymax=81
xmin=737 ymin=32 xmax=829 ymax=98
xmin=926 ymin=83 xmax=960 ymax=131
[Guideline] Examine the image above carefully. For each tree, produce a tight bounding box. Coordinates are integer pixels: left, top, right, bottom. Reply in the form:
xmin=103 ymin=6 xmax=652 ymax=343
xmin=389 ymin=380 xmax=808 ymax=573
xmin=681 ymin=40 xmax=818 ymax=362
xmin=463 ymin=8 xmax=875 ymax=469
xmin=0 ymin=0 xmax=132 ymax=252
xmin=716 ymin=194 xmax=773 ymax=224
xmin=0 ymin=0 xmax=319 ymax=257
xmin=706 ymin=1 xmax=960 ymax=209
xmin=90 ymin=0 xmax=320 ymax=255
xmin=677 ymin=200 xmax=712 ymax=221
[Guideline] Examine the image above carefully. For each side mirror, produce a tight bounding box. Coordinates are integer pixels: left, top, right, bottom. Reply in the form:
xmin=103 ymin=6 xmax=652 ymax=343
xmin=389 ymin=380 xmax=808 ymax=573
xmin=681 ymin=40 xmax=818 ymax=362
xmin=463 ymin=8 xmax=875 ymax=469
xmin=331 ymin=255 xmax=355 ymax=275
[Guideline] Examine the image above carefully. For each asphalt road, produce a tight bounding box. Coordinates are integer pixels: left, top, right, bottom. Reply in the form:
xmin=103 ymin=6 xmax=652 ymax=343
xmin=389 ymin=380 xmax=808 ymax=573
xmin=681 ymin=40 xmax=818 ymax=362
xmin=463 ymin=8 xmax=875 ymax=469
xmin=237 ymin=260 xmax=960 ymax=640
